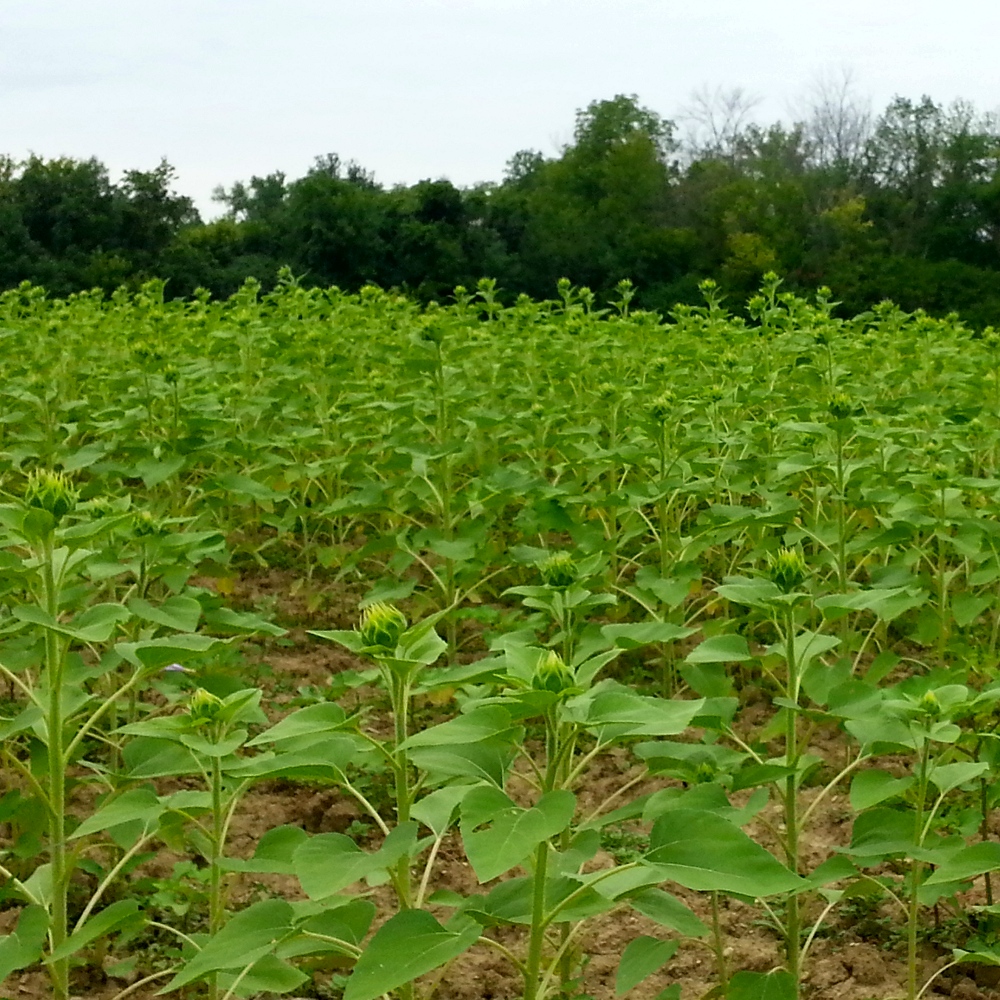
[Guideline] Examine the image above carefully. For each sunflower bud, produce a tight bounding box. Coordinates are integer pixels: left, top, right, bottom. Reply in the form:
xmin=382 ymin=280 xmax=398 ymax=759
xmin=539 ymin=551 xmax=577 ymax=589
xmin=84 ymin=497 xmax=118 ymax=519
xmin=24 ymin=470 xmax=78 ymax=522
xmin=358 ymin=602 xmax=408 ymax=650
xmin=532 ymin=650 xmax=574 ymax=695
xmin=930 ymin=462 xmax=951 ymax=484
xmin=649 ymin=393 xmax=674 ymax=424
xmin=693 ymin=760 xmax=718 ymax=785
xmin=828 ymin=393 xmax=853 ymax=421
xmin=188 ymin=687 xmax=224 ymax=723
xmin=767 ymin=547 xmax=808 ymax=594
xmin=132 ymin=510 xmax=164 ymax=538
xmin=919 ymin=690 xmax=941 ymax=718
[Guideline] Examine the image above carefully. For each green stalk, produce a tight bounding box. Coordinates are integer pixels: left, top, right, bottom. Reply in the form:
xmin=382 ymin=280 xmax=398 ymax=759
xmin=42 ymin=537 xmax=70 ymax=1000
xmin=908 ymin=738 xmax=931 ymax=1000
xmin=936 ymin=484 xmax=949 ymax=658
xmin=711 ymin=891 xmax=729 ymax=992
xmin=835 ymin=426 xmax=846 ymax=594
xmin=783 ymin=609 xmax=801 ymax=994
xmin=391 ymin=671 xmax=417 ymax=1000
xmin=208 ymin=752 xmax=225 ymax=1000
xmin=658 ymin=422 xmax=669 ymax=577
xmin=524 ymin=839 xmax=550 ymax=1000
xmin=980 ymin=769 xmax=994 ymax=905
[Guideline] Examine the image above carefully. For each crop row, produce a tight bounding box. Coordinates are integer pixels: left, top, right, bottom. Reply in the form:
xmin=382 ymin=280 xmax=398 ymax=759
xmin=0 ymin=274 xmax=999 ymax=999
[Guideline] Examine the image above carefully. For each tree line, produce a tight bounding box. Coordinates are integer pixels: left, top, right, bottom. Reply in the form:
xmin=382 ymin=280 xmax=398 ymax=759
xmin=4 ymin=85 xmax=1000 ymax=323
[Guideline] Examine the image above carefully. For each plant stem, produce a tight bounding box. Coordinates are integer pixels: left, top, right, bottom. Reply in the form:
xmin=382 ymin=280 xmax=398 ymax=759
xmin=43 ymin=537 xmax=69 ymax=1000
xmin=783 ymin=608 xmax=801 ymax=994
xmin=389 ymin=672 xmax=416 ymax=1000
xmin=208 ymin=752 xmax=225 ymax=1000
xmin=524 ymin=839 xmax=549 ymax=1000
xmin=711 ymin=891 xmax=729 ymax=992
xmin=909 ymin=738 xmax=931 ymax=1000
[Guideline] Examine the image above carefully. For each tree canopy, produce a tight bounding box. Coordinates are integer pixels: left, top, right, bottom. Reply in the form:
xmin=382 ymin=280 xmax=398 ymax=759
xmin=5 ymin=91 xmax=1000 ymax=324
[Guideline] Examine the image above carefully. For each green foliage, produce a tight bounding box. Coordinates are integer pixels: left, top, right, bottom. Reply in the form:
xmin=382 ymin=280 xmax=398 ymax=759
xmin=5 ymin=274 xmax=1000 ymax=1000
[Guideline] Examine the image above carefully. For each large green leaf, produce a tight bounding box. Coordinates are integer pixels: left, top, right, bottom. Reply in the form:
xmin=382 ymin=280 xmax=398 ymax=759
xmin=407 ymin=738 xmax=515 ymax=787
xmin=127 ymin=595 xmax=202 ymax=633
xmin=116 ymin=633 xmax=226 ymax=669
xmin=293 ymin=823 xmax=418 ymax=899
xmin=71 ymin=788 xmax=163 ymax=839
xmin=647 ymin=809 xmax=803 ymax=897
xmin=224 ymin=825 xmax=309 ymax=875
xmin=203 ymin=606 xmax=287 ymax=636
xmin=924 ymin=841 xmax=1000 ymax=886
xmin=218 ymin=953 xmax=306 ymax=995
xmin=461 ymin=787 xmax=576 ymax=882
xmin=601 ymin=622 xmax=694 ymax=649
xmin=411 ymin=784 xmax=480 ymax=838
xmin=627 ymin=888 xmax=708 ymax=937
xmin=684 ymin=634 xmax=753 ymax=663
xmin=727 ymin=969 xmax=797 ymax=1000
xmin=247 ymin=702 xmax=351 ymax=746
xmin=344 ymin=910 xmax=480 ymax=1000
xmin=563 ymin=685 xmax=704 ymax=739
xmin=849 ymin=770 xmax=914 ymax=811
xmin=13 ymin=602 xmax=131 ymax=642
xmin=49 ymin=900 xmax=143 ymax=962
xmin=400 ymin=706 xmax=517 ymax=749
xmin=165 ymin=899 xmax=295 ymax=990
xmin=616 ymin=936 xmax=678 ymax=995
xmin=0 ymin=906 xmax=47 ymax=981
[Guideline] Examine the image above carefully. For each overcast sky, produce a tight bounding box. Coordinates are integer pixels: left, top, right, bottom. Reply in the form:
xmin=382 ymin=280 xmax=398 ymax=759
xmin=3 ymin=0 xmax=998 ymax=219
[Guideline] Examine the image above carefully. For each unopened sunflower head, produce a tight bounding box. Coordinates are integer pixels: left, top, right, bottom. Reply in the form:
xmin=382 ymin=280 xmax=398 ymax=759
xmin=539 ymin=551 xmax=577 ymax=589
xmin=648 ymin=392 xmax=674 ymax=424
xmin=767 ymin=547 xmax=809 ymax=594
xmin=188 ymin=687 xmax=224 ymax=724
xmin=358 ymin=602 xmax=408 ymax=651
xmin=919 ymin=689 xmax=941 ymax=719
xmin=532 ymin=650 xmax=574 ymax=695
xmin=828 ymin=392 xmax=853 ymax=421
xmin=24 ymin=469 xmax=78 ymax=522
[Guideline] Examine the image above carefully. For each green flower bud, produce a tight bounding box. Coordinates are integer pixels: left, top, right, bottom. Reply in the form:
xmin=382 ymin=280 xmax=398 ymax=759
xmin=649 ymin=393 xmax=674 ymax=424
xmin=24 ymin=469 xmax=78 ymax=522
xmin=419 ymin=320 xmax=445 ymax=345
xmin=828 ymin=393 xmax=853 ymax=421
xmin=539 ymin=551 xmax=577 ymax=589
xmin=84 ymin=497 xmax=118 ymax=519
xmin=132 ymin=510 xmax=165 ymax=538
xmin=930 ymin=462 xmax=951 ymax=484
xmin=693 ymin=760 xmax=717 ymax=785
xmin=188 ymin=687 xmax=224 ymax=723
xmin=532 ymin=650 xmax=574 ymax=694
xmin=767 ymin=547 xmax=808 ymax=594
xmin=919 ymin=690 xmax=941 ymax=718
xmin=358 ymin=602 xmax=408 ymax=650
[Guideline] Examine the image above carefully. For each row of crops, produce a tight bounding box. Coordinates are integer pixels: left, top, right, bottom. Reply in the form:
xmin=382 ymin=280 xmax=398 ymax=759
xmin=2 ymin=270 xmax=1000 ymax=999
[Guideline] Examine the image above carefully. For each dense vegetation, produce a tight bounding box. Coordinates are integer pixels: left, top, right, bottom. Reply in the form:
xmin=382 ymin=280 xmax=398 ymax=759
xmin=3 ymin=277 xmax=1000 ymax=999
xmin=5 ymin=88 xmax=1000 ymax=324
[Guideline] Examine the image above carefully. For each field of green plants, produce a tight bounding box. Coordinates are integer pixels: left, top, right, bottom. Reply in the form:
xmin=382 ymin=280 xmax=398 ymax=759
xmin=4 ymin=270 xmax=1000 ymax=1000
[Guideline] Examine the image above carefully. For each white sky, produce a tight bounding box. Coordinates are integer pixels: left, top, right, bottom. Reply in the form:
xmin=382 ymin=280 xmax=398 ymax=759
xmin=2 ymin=0 xmax=998 ymax=219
